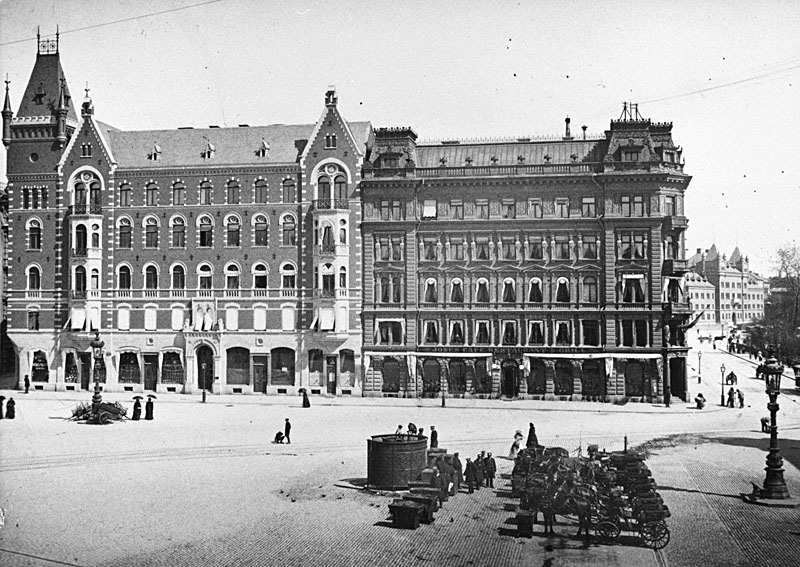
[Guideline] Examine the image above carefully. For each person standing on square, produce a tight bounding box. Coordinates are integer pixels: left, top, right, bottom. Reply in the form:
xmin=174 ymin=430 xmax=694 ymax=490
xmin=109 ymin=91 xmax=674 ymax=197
xmin=429 ymin=425 xmax=438 ymax=448
xmin=284 ymin=418 xmax=292 ymax=444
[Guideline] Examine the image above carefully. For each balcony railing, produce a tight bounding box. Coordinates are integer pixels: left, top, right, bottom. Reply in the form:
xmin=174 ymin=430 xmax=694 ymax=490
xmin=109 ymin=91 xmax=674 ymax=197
xmin=663 ymin=258 xmax=687 ymax=275
xmin=313 ymin=198 xmax=349 ymax=210
xmin=71 ymin=203 xmax=103 ymax=215
xmin=71 ymin=290 xmax=87 ymax=299
xmin=72 ymin=247 xmax=87 ymax=257
xmin=367 ymin=162 xmax=600 ymax=179
xmin=26 ymin=290 xmax=42 ymax=299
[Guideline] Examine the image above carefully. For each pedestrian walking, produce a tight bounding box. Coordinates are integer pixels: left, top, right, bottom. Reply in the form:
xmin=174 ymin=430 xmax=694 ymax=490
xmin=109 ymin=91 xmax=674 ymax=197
xmin=0 ymin=395 xmax=5 ymax=419
xmin=485 ymin=452 xmax=497 ymax=488
xmin=284 ymin=418 xmax=292 ymax=444
xmin=131 ymin=397 xmax=142 ymax=420
xmin=453 ymin=452 xmax=463 ymax=492
xmin=737 ymin=389 xmax=744 ymax=408
xmin=429 ymin=425 xmax=438 ymax=448
xmin=24 ymin=375 xmax=30 ymax=394
xmin=145 ymin=395 xmax=155 ymax=420
xmin=5 ymin=397 xmax=15 ymax=419
xmin=301 ymin=389 xmax=311 ymax=408
xmin=526 ymin=422 xmax=539 ymax=449
xmin=465 ymin=458 xmax=476 ymax=494
xmin=727 ymin=387 xmax=735 ymax=408
xmin=474 ymin=452 xmax=484 ymax=489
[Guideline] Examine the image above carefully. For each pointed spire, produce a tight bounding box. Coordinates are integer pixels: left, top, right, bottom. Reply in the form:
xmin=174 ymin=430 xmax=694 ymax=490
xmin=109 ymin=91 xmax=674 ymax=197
xmin=2 ymin=75 xmax=13 ymax=147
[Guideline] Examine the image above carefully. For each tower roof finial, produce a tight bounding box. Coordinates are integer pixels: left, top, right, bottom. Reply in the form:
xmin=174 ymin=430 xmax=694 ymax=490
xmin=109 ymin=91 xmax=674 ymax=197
xmin=3 ymin=74 xmax=12 ymax=114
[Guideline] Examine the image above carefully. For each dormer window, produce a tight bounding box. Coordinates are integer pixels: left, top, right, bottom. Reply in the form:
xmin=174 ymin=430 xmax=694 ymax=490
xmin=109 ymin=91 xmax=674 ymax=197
xmin=664 ymin=150 xmax=675 ymax=163
xmin=80 ymin=143 xmax=92 ymax=158
xmin=257 ymin=138 xmax=270 ymax=158
xmin=148 ymin=142 xmax=161 ymax=161
xmin=324 ymin=133 xmax=337 ymax=149
xmin=202 ymin=139 xmax=215 ymax=159
xmin=622 ymin=149 xmax=639 ymax=162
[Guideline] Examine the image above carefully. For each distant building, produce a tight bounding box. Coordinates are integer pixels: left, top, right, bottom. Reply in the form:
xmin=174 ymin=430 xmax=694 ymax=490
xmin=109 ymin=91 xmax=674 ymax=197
xmin=682 ymin=271 xmax=717 ymax=343
xmin=686 ymin=245 xmax=767 ymax=333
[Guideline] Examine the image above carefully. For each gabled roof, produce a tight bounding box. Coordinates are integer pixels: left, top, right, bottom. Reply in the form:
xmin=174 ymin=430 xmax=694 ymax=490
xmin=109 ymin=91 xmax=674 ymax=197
xmin=415 ymin=138 xmax=606 ymax=168
xmin=16 ymin=53 xmax=78 ymax=122
xmin=102 ymin=121 xmax=371 ymax=169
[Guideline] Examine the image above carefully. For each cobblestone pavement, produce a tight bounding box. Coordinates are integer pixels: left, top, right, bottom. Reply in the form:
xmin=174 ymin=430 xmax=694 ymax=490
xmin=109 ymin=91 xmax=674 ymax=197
xmin=0 ymin=347 xmax=798 ymax=566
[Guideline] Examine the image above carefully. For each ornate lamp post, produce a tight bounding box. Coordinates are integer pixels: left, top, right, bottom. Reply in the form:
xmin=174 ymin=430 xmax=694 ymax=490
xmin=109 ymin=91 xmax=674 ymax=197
xmin=719 ymin=363 xmax=726 ymax=406
xmin=697 ymin=351 xmax=702 ymax=384
xmin=90 ymin=331 xmax=104 ymax=412
xmin=757 ymin=358 xmax=791 ymax=499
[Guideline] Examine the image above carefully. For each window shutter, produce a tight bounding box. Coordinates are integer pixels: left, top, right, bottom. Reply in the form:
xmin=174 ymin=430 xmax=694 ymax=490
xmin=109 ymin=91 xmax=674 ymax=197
xmin=254 ymin=307 xmax=267 ymax=331
xmin=144 ymin=307 xmax=157 ymax=331
xmin=171 ymin=308 xmax=183 ymax=330
xmin=226 ymin=307 xmax=239 ymax=331
xmin=118 ymin=308 xmax=130 ymax=331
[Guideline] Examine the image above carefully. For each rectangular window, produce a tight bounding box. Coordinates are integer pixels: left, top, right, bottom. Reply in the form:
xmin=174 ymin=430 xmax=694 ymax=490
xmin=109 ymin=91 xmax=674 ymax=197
xmin=450 ymin=239 xmax=464 ymax=261
xmin=633 ymin=195 xmax=644 ymax=217
xmin=622 ymin=276 xmax=646 ymax=303
xmin=581 ymin=240 xmax=598 ymax=259
xmin=391 ymin=237 xmax=403 ymax=261
xmin=378 ymin=237 xmax=390 ymax=261
xmin=621 ymin=320 xmax=647 ymax=346
xmin=582 ymin=321 xmax=600 ymax=346
xmin=581 ymin=197 xmax=596 ymax=217
xmin=423 ymin=320 xmax=439 ymax=344
xmin=281 ymin=307 xmax=295 ymax=331
xmin=119 ymin=187 xmax=131 ymax=207
xmin=475 ymin=200 xmax=489 ymax=219
xmin=622 ymin=150 xmax=639 ymax=162
xmin=502 ymin=200 xmax=516 ymax=219
xmin=621 ymin=195 xmax=631 ymax=217
xmin=502 ymin=240 xmax=516 ymax=261
xmin=225 ymin=307 xmax=239 ymax=331
xmin=475 ymin=321 xmax=490 ymax=345
xmin=528 ymin=321 xmax=544 ymax=345
xmin=529 ymin=239 xmax=543 ymax=260
xmin=451 ymin=200 xmax=464 ymax=220
xmin=27 ymin=311 xmax=39 ymax=330
xmin=172 ymin=186 xmax=185 ymax=205
xmin=23 ymin=188 xmax=30 ymax=209
xmin=475 ymin=239 xmax=489 ymax=260
xmin=554 ymin=237 xmax=570 ymax=260
xmin=377 ymin=321 xmax=403 ymax=345
xmin=144 ymin=307 xmax=157 ymax=331
xmin=380 ymin=201 xmax=391 ymax=221
xmin=422 ymin=199 xmax=437 ymax=219
xmin=502 ymin=321 xmax=517 ymax=345
xmin=555 ymin=199 xmax=569 ymax=218
xmin=253 ymin=307 xmax=267 ymax=331
xmin=171 ymin=308 xmax=184 ymax=331
xmin=118 ymin=308 xmax=130 ymax=331
xmin=146 ymin=186 xmax=158 ymax=206
xmin=423 ymin=240 xmax=438 ymax=261
xmin=529 ymin=199 xmax=543 ymax=218
xmin=665 ymin=196 xmax=676 ymax=216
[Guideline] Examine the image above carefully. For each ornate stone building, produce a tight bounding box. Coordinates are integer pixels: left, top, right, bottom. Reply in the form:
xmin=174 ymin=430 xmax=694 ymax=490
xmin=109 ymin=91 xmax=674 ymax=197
xmin=3 ymin=36 xmax=366 ymax=395
xmin=360 ymin=107 xmax=693 ymax=402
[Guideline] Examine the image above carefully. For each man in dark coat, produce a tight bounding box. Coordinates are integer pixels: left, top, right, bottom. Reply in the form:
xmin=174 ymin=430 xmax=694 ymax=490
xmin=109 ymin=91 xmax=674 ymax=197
xmin=465 ymin=458 xmax=476 ymax=493
xmin=737 ymin=389 xmax=744 ymax=408
xmin=526 ymin=422 xmax=539 ymax=449
xmin=131 ymin=399 xmax=142 ymax=420
xmin=429 ymin=425 xmax=438 ymax=448
xmin=301 ymin=390 xmax=311 ymax=408
xmin=0 ymin=395 xmax=4 ymax=419
xmin=727 ymin=387 xmax=735 ymax=408
xmin=145 ymin=397 xmax=154 ymax=420
xmin=284 ymin=418 xmax=292 ymax=444
xmin=5 ymin=397 xmax=15 ymax=419
xmin=453 ymin=452 xmax=463 ymax=493
xmin=24 ymin=375 xmax=30 ymax=394
xmin=484 ymin=452 xmax=497 ymax=488
xmin=474 ymin=452 xmax=484 ymax=489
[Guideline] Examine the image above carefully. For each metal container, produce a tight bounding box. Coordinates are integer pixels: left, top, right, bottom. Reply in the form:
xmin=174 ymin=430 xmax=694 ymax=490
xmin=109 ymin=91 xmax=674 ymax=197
xmin=367 ymin=434 xmax=428 ymax=489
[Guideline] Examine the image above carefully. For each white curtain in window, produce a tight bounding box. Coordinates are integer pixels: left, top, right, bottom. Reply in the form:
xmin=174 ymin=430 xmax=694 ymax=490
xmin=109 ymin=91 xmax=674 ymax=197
xmin=226 ymin=307 xmax=239 ymax=331
xmin=71 ymin=308 xmax=86 ymax=331
xmin=171 ymin=308 xmax=183 ymax=331
xmin=118 ymin=308 xmax=130 ymax=331
xmin=422 ymin=200 xmax=437 ymax=217
xmin=319 ymin=308 xmax=335 ymax=331
xmin=253 ymin=307 xmax=267 ymax=331
xmin=144 ymin=307 xmax=157 ymax=331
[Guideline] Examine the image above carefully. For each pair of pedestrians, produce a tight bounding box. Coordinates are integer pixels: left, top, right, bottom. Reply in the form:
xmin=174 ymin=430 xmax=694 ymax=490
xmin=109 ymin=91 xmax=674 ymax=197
xmin=273 ymin=418 xmax=292 ymax=444
xmin=727 ymin=388 xmax=744 ymax=408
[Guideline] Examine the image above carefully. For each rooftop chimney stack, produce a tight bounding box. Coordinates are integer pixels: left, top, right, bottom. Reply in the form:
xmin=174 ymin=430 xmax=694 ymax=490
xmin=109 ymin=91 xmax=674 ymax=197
xmin=581 ymin=125 xmax=587 ymax=140
xmin=563 ymin=116 xmax=573 ymax=140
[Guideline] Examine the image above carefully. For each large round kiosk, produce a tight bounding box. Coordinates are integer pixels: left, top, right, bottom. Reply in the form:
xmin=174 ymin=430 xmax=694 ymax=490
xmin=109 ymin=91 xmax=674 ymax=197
xmin=367 ymin=434 xmax=428 ymax=489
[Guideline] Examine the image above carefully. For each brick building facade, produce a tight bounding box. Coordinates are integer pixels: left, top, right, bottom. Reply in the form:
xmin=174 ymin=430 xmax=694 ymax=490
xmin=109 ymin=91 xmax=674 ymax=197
xmin=3 ymin=38 xmax=693 ymax=402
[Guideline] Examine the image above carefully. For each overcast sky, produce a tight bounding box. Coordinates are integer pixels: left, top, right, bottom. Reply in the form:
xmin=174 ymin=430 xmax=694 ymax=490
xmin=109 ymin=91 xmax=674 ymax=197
xmin=2 ymin=0 xmax=799 ymax=276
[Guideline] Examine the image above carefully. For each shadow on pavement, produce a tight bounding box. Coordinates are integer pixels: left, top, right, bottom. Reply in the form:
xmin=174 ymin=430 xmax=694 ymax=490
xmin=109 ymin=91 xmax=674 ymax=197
xmin=704 ymin=435 xmax=800 ymax=474
xmin=657 ymin=484 xmax=741 ymax=499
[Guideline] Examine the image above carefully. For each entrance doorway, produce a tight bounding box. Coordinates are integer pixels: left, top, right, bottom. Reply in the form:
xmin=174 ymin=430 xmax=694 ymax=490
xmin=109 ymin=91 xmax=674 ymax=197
xmin=196 ymin=345 xmax=214 ymax=391
xmin=143 ymin=354 xmax=159 ymax=391
xmin=669 ymin=357 xmax=686 ymax=401
xmin=326 ymin=355 xmax=338 ymax=394
xmin=79 ymin=352 xmax=91 ymax=390
xmin=501 ymin=360 xmax=519 ymax=398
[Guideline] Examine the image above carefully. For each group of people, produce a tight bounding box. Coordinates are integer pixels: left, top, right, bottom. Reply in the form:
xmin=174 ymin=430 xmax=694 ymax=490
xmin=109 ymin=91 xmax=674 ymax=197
xmin=727 ymin=387 xmax=745 ymax=408
xmin=0 ymin=396 xmax=16 ymax=419
xmin=273 ymin=418 xmax=292 ymax=444
xmin=130 ymin=396 xmax=155 ymax=420
xmin=395 ymin=423 xmax=438 ymax=448
xmin=510 ymin=422 xmax=540 ymax=458
xmin=464 ymin=451 xmax=497 ymax=493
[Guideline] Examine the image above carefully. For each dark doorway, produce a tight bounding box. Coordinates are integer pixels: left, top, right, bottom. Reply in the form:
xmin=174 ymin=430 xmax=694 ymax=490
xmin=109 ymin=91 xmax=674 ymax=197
xmin=448 ymin=360 xmax=466 ymax=395
xmin=501 ymin=360 xmax=519 ymax=398
xmin=581 ymin=360 xmax=605 ymax=398
xmin=422 ymin=359 xmax=441 ymax=396
xmin=554 ymin=360 xmax=575 ymax=396
xmin=669 ymin=357 xmax=686 ymax=401
xmin=79 ymin=352 xmax=91 ymax=390
xmin=270 ymin=348 xmax=295 ymax=386
xmin=32 ymin=350 xmax=49 ymax=382
xmin=527 ymin=358 xmax=546 ymax=395
xmin=252 ymin=355 xmax=269 ymax=393
xmin=624 ymin=361 xmax=645 ymax=397
xmin=326 ymin=355 xmax=338 ymax=394
xmin=382 ymin=357 xmax=402 ymax=393
xmin=143 ymin=354 xmax=159 ymax=391
xmin=196 ymin=345 xmax=214 ymax=391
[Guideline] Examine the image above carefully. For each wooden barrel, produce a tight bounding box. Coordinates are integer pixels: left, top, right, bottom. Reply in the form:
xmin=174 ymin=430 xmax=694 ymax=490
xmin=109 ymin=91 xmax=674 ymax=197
xmin=367 ymin=434 xmax=428 ymax=489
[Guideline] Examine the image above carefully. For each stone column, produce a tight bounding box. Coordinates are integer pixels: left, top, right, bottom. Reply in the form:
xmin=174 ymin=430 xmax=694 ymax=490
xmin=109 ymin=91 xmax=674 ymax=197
xmin=519 ymin=357 xmax=528 ymax=396
xmin=438 ymin=358 xmax=449 ymax=396
xmin=571 ymin=359 xmax=583 ymax=399
xmin=464 ymin=358 xmax=475 ymax=394
xmin=185 ymin=350 xmax=195 ymax=394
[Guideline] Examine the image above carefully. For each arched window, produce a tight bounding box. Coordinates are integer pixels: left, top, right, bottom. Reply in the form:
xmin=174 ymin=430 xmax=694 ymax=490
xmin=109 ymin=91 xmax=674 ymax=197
xmin=91 ymin=268 xmax=99 ymax=290
xmin=225 ymin=263 xmax=240 ymax=289
xmin=582 ymin=276 xmax=598 ymax=303
xmin=172 ymin=265 xmax=185 ymax=289
xmin=282 ymin=214 xmax=296 ymax=246
xmin=199 ymin=180 xmax=213 ymax=205
xmin=89 ymin=179 xmax=101 ymax=210
xmin=226 ymin=215 xmax=241 ymax=247
xmin=28 ymin=219 xmax=42 ymax=250
xmin=144 ymin=217 xmax=159 ymax=248
xmin=528 ymin=278 xmax=543 ymax=303
xmin=145 ymin=265 xmax=159 ymax=289
xmin=75 ymin=224 xmax=87 ymax=253
xmin=424 ymin=278 xmax=437 ymax=303
xmin=281 ymin=263 xmax=296 ymax=288
xmin=118 ymin=266 xmax=131 ymax=289
xmin=198 ymin=263 xmax=213 ymax=289
xmin=254 ymin=215 xmax=268 ymax=246
xmin=226 ymin=180 xmax=240 ymax=204
xmin=145 ymin=182 xmax=159 ymax=206
xmin=91 ymin=224 xmax=100 ymax=248
xmin=320 ymin=263 xmax=335 ymax=296
xmin=476 ymin=278 xmax=490 ymax=303
xmin=334 ymin=175 xmax=347 ymax=203
xmin=171 ymin=216 xmax=186 ymax=248
xmin=502 ymin=278 xmax=516 ymax=303
xmin=253 ymin=263 xmax=268 ymax=289
xmin=74 ymin=266 xmax=86 ymax=292
xmin=172 ymin=181 xmax=185 ymax=205
xmin=119 ymin=182 xmax=131 ymax=206
xmin=320 ymin=222 xmax=334 ymax=250
xmin=556 ymin=277 xmax=570 ymax=303
xmin=318 ymin=175 xmax=331 ymax=203
xmin=199 ymin=216 xmax=213 ymax=247
xmin=74 ymin=181 xmax=86 ymax=206
xmin=282 ymin=179 xmax=296 ymax=203
xmin=27 ymin=266 xmax=41 ymax=290
xmin=339 ymin=266 xmax=347 ymax=288
xmin=118 ymin=218 xmax=132 ymax=248
xmin=450 ymin=278 xmax=464 ymax=303
xmin=254 ymin=179 xmax=268 ymax=203
xmin=339 ymin=219 xmax=347 ymax=244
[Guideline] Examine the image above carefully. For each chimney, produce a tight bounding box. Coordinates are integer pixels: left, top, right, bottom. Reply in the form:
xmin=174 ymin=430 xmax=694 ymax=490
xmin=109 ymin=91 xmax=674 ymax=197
xmin=581 ymin=125 xmax=587 ymax=140
xmin=563 ymin=116 xmax=573 ymax=140
xmin=325 ymin=85 xmax=337 ymax=107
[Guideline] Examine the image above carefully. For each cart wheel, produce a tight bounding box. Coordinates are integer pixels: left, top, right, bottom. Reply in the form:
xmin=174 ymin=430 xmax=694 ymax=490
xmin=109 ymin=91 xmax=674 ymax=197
xmin=597 ymin=521 xmax=621 ymax=541
xmin=640 ymin=520 xmax=670 ymax=549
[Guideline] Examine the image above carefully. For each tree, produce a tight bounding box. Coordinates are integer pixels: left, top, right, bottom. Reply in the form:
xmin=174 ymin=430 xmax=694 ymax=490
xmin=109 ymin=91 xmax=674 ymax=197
xmin=754 ymin=243 xmax=800 ymax=360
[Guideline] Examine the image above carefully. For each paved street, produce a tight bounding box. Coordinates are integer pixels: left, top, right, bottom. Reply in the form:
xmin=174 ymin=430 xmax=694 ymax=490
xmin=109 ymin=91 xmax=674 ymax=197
xmin=1 ymin=347 xmax=799 ymax=566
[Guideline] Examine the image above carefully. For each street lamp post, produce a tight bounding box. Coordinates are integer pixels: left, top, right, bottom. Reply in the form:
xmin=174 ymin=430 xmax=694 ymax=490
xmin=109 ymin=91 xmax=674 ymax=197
xmin=697 ymin=351 xmax=702 ymax=384
xmin=201 ymin=362 xmax=208 ymax=403
xmin=757 ymin=358 xmax=790 ymax=499
xmin=720 ymin=363 xmax=726 ymax=407
xmin=90 ymin=331 xmax=105 ymax=412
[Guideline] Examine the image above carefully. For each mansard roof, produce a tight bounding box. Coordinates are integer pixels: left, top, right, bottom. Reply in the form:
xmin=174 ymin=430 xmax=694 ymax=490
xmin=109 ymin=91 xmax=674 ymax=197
xmin=103 ymin=121 xmax=371 ymax=168
xmin=16 ymin=53 xmax=78 ymax=122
